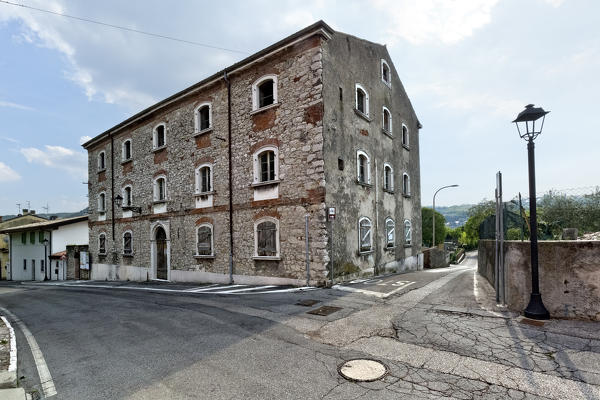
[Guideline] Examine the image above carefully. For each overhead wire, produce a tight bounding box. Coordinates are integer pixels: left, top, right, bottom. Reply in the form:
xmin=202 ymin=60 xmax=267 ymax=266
xmin=0 ymin=0 xmax=248 ymax=54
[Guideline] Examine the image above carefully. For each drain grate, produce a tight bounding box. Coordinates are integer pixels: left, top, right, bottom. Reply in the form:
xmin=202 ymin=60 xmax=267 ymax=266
xmin=296 ymin=299 xmax=320 ymax=307
xmin=306 ymin=305 xmax=342 ymax=316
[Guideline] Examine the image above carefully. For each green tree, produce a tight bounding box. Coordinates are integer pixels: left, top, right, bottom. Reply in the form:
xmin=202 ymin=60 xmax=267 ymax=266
xmin=459 ymin=200 xmax=496 ymax=249
xmin=422 ymin=207 xmax=446 ymax=247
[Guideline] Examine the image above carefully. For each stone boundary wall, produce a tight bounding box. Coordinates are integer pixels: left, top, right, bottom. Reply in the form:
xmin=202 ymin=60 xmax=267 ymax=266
xmin=478 ymin=239 xmax=600 ymax=321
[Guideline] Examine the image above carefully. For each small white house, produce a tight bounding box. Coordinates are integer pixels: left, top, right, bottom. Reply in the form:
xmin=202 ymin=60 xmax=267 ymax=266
xmin=0 ymin=216 xmax=88 ymax=281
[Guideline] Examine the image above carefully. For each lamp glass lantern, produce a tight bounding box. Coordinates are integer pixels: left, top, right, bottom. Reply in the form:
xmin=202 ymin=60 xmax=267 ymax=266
xmin=114 ymin=194 xmax=123 ymax=208
xmin=512 ymin=104 xmax=549 ymax=141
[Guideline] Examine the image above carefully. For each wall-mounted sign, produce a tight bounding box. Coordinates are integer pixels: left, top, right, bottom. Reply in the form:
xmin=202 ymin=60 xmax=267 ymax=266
xmin=80 ymin=251 xmax=89 ymax=270
xmin=328 ymin=207 xmax=336 ymax=221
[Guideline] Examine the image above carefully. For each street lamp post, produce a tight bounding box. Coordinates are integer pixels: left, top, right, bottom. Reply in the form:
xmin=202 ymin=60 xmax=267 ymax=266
xmin=512 ymin=104 xmax=550 ymax=320
xmin=42 ymin=238 xmax=49 ymax=281
xmin=114 ymin=194 xmax=142 ymax=214
xmin=432 ymin=185 xmax=459 ymax=248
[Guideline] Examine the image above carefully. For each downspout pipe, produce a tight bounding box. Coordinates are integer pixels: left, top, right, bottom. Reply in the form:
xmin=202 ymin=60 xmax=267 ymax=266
xmin=110 ymin=134 xmax=115 ymax=242
xmin=224 ymin=71 xmax=234 ymax=285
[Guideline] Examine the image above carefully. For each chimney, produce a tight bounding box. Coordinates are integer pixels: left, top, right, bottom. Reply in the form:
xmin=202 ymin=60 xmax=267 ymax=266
xmin=22 ymin=208 xmax=28 ymax=214
xmin=0 ymin=216 xmax=3 ymax=222
xmin=30 ymin=210 xmax=36 ymax=215
xmin=50 ymin=216 xmax=58 ymax=221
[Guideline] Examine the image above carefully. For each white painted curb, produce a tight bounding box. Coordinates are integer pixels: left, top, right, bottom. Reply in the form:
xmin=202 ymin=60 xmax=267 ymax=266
xmin=0 ymin=315 xmax=17 ymax=388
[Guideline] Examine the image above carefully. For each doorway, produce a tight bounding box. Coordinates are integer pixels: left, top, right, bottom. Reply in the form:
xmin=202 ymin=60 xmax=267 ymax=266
xmin=155 ymin=226 xmax=168 ymax=280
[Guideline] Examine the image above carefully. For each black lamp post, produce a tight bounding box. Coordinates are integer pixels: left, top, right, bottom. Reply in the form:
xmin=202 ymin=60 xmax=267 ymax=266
xmin=42 ymin=238 xmax=49 ymax=281
xmin=512 ymin=104 xmax=550 ymax=320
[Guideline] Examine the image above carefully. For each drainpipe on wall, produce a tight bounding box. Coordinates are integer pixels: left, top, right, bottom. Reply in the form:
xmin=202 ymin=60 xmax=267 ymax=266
xmin=110 ymin=134 xmax=116 ymax=242
xmin=224 ymin=71 xmax=234 ymax=285
xmin=374 ymin=160 xmax=379 ymax=276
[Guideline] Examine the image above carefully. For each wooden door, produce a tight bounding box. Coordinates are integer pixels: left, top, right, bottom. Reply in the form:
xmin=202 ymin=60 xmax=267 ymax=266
xmin=155 ymin=227 xmax=168 ymax=280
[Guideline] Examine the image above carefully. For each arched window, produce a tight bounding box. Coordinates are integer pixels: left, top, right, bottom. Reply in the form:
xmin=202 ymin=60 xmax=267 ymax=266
xmin=122 ymin=185 xmax=132 ymax=207
xmin=355 ymin=84 xmax=369 ymax=117
xmin=383 ymin=163 xmax=394 ymax=192
xmin=154 ymin=176 xmax=167 ymax=201
xmin=404 ymin=220 xmax=412 ymax=245
xmin=403 ymin=173 xmax=410 ymax=196
xmin=196 ymin=224 xmax=213 ymax=256
xmin=98 ymin=192 xmax=106 ymax=213
xmin=402 ymin=124 xmax=409 ymax=148
xmin=253 ymin=146 xmax=279 ymax=183
xmin=153 ymin=123 xmax=166 ymax=149
xmin=386 ymin=218 xmax=395 ymax=248
xmin=381 ymin=59 xmax=391 ymax=86
xmin=122 ymin=139 xmax=132 ymax=161
xmin=123 ymin=231 xmax=133 ymax=255
xmin=195 ymin=164 xmax=213 ymax=194
xmin=382 ymin=106 xmax=392 ymax=134
xmin=252 ymin=75 xmax=278 ymax=111
xmin=358 ymin=217 xmax=373 ymax=253
xmin=97 ymin=151 xmax=106 ymax=170
xmin=195 ymin=103 xmax=212 ymax=133
xmin=254 ymin=217 xmax=279 ymax=258
xmin=98 ymin=233 xmax=106 ymax=255
xmin=356 ymin=150 xmax=371 ymax=185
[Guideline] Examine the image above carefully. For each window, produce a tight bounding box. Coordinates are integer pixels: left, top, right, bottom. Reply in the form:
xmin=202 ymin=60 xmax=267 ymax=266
xmin=254 ymin=218 xmax=279 ymax=258
xmin=386 ymin=218 xmax=395 ymax=248
xmin=23 ymin=259 xmax=26 ymax=270
xmin=153 ymin=176 xmax=167 ymax=202
xmin=404 ymin=220 xmax=412 ymax=245
xmin=21 ymin=233 xmax=26 ymax=244
xmin=38 ymin=231 xmax=44 ymax=243
xmin=99 ymin=233 xmax=106 ymax=254
xmin=194 ymin=103 xmax=212 ymax=133
xmin=403 ymin=173 xmax=411 ymax=196
xmin=356 ymin=150 xmax=371 ymax=185
xmin=382 ymin=107 xmax=392 ymax=134
xmin=358 ymin=217 xmax=373 ymax=253
xmin=383 ymin=163 xmax=394 ymax=191
xmin=122 ymin=139 xmax=132 ymax=161
xmin=195 ymin=164 xmax=212 ymax=194
xmin=252 ymin=75 xmax=278 ymax=111
xmin=153 ymin=123 xmax=166 ymax=149
xmin=355 ymin=83 xmax=369 ymax=117
xmin=98 ymin=151 xmax=106 ymax=170
xmin=98 ymin=192 xmax=106 ymax=213
xmin=381 ymin=59 xmax=391 ymax=86
xmin=123 ymin=231 xmax=133 ymax=255
xmin=41 ymin=260 xmax=44 ymax=272
xmin=29 ymin=231 xmax=35 ymax=244
xmin=253 ymin=146 xmax=279 ymax=184
xmin=122 ymin=186 xmax=132 ymax=207
xmin=402 ymin=124 xmax=409 ymax=148
xmin=196 ymin=224 xmax=213 ymax=256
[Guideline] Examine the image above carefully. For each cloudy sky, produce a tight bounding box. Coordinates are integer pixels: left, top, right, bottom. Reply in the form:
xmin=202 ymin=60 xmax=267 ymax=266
xmin=0 ymin=0 xmax=598 ymax=215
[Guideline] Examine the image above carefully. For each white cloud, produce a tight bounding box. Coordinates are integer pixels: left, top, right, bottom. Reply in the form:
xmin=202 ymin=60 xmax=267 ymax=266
xmin=0 ymin=100 xmax=34 ymax=111
xmin=1 ymin=136 xmax=20 ymax=144
xmin=20 ymin=145 xmax=87 ymax=180
xmin=79 ymin=135 xmax=92 ymax=145
xmin=371 ymin=0 xmax=499 ymax=45
xmin=542 ymin=0 xmax=565 ymax=7
xmin=0 ymin=162 xmax=21 ymax=182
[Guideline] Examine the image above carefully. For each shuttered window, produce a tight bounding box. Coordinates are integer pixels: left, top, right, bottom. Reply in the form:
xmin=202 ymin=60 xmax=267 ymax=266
xmin=386 ymin=218 xmax=395 ymax=248
xmin=359 ymin=218 xmax=372 ymax=252
xmin=196 ymin=226 xmax=212 ymax=256
xmin=257 ymin=221 xmax=277 ymax=256
xmin=123 ymin=232 xmax=132 ymax=255
xmin=404 ymin=220 xmax=412 ymax=245
xmin=259 ymin=151 xmax=275 ymax=182
xmin=99 ymin=234 xmax=106 ymax=254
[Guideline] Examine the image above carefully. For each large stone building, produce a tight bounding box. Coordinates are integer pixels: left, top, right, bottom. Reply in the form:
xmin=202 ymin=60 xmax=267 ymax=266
xmin=82 ymin=21 xmax=422 ymax=286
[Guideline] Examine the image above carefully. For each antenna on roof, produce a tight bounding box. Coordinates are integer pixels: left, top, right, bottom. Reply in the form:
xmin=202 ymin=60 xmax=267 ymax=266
xmin=42 ymin=203 xmax=49 ymax=214
xmin=26 ymin=200 xmax=31 ymax=210
xmin=16 ymin=203 xmax=21 ymax=215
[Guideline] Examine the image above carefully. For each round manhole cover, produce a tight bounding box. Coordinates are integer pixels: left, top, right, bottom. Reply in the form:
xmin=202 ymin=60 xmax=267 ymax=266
xmin=338 ymin=359 xmax=388 ymax=382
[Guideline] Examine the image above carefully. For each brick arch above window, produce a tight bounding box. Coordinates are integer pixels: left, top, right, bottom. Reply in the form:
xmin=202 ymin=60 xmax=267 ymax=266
xmin=153 ymin=169 xmax=168 ymax=178
xmin=195 ymin=217 xmax=214 ymax=225
xmin=250 ymin=138 xmax=280 ymax=155
xmin=121 ymin=179 xmax=134 ymax=188
xmin=253 ymin=209 xmax=281 ymax=221
xmin=194 ymin=156 xmax=215 ymax=168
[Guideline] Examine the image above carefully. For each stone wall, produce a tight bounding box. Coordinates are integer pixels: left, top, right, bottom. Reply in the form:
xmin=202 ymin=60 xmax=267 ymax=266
xmin=478 ymin=239 xmax=600 ymax=321
xmin=321 ymin=32 xmax=422 ymax=279
xmin=86 ymin=32 xmax=329 ymax=285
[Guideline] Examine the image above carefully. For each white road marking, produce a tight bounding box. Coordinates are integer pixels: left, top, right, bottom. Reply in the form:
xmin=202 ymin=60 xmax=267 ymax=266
xmin=183 ymin=284 xmax=220 ymax=292
xmin=215 ymin=285 xmax=276 ymax=294
xmin=248 ymin=286 xmax=316 ymax=294
xmin=0 ymin=316 xmax=17 ymax=372
xmin=333 ymin=281 xmax=415 ymax=298
xmin=0 ymin=307 xmax=57 ymax=398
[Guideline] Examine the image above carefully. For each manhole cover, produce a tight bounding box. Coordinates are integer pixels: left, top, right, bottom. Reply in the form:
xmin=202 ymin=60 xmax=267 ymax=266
xmin=296 ymin=299 xmax=320 ymax=307
xmin=338 ymin=359 xmax=388 ymax=382
xmin=306 ymin=306 xmax=342 ymax=316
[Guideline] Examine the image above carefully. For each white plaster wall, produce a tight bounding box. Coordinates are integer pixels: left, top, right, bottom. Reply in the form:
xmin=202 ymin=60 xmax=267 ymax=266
xmin=9 ymin=233 xmax=47 ymax=281
xmin=51 ymin=221 xmax=88 ymax=254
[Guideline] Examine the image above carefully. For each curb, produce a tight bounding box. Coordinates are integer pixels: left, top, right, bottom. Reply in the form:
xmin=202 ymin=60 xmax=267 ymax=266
xmin=0 ymin=315 xmax=17 ymax=389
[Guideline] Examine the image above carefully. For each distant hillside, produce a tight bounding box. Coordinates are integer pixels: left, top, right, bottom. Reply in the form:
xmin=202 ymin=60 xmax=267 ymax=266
xmin=425 ymin=204 xmax=474 ymax=228
xmin=1 ymin=208 xmax=88 ymax=222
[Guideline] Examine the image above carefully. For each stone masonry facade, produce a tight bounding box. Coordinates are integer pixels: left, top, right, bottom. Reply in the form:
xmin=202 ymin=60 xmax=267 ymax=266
xmin=83 ymin=21 xmax=422 ymax=286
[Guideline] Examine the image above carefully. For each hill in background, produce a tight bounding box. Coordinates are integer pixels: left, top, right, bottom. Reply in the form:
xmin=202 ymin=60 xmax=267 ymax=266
xmin=1 ymin=208 xmax=88 ymax=222
xmin=425 ymin=204 xmax=474 ymax=228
